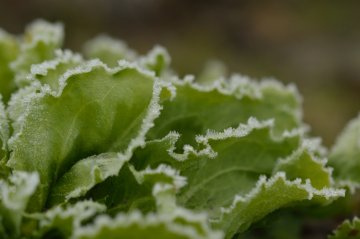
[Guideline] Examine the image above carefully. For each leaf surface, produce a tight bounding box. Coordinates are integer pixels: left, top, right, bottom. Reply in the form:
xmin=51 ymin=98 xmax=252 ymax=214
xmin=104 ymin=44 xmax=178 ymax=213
xmin=148 ymin=77 xmax=302 ymax=148
xmin=0 ymin=29 xmax=18 ymax=101
xmin=329 ymin=114 xmax=360 ymax=191
xmin=7 ymin=60 xmax=169 ymax=211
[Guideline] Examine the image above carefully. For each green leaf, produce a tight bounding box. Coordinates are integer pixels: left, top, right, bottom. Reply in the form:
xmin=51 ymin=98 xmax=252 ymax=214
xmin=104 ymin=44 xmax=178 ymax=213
xmin=130 ymin=164 xmax=187 ymax=214
xmin=7 ymin=60 xmax=171 ymax=212
xmin=35 ymin=200 xmax=106 ymax=239
xmin=10 ymin=20 xmax=64 ymax=87
xmin=48 ymin=153 xmax=122 ymax=206
xmin=139 ymin=46 xmax=171 ymax=77
xmin=329 ymin=217 xmax=360 ymax=239
xmin=135 ymin=118 xmax=344 ymax=237
xmin=29 ymin=50 xmax=83 ymax=91
xmin=148 ymin=76 xmax=302 ymax=148
xmin=238 ymin=211 xmax=302 ymax=239
xmin=83 ymin=38 xmax=170 ymax=76
xmin=273 ymin=141 xmax=333 ymax=190
xmin=83 ymin=35 xmax=137 ymax=67
xmin=329 ymin=114 xmax=360 ymax=191
xmin=7 ymin=50 xmax=83 ymax=139
xmin=86 ymin=163 xmax=186 ymax=215
xmin=0 ymin=29 xmax=19 ymax=101
xmin=213 ymin=172 xmax=344 ymax=239
xmin=0 ymin=171 xmax=39 ymax=238
xmin=0 ymin=20 xmax=357 ymax=239
xmin=72 ymin=209 xmax=223 ymax=239
xmin=0 ymin=96 xmax=9 ymax=163
xmin=197 ymin=60 xmax=227 ymax=85
xmin=140 ymin=119 xmax=300 ymax=211
xmin=177 ymin=119 xmax=300 ymax=213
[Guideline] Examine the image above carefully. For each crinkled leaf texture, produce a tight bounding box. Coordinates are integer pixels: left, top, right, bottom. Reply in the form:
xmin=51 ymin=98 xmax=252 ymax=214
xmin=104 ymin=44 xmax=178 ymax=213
xmin=0 ymin=20 xmax=356 ymax=239
xmin=6 ymin=58 xmax=171 ymax=212
xmin=148 ymin=75 xmax=302 ymax=148
xmin=134 ymin=118 xmax=344 ymax=238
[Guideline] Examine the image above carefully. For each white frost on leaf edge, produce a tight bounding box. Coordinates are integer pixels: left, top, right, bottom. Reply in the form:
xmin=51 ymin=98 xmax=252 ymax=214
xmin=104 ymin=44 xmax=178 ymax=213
xmin=167 ymin=72 xmax=303 ymax=121
xmin=8 ymin=57 xmax=175 ymax=158
xmin=71 ymin=209 xmax=223 ymax=239
xmin=130 ymin=164 xmax=187 ymax=190
xmin=195 ymin=117 xmax=305 ymax=159
xmin=273 ymin=140 xmax=335 ymax=187
xmin=9 ymin=20 xmax=64 ymax=85
xmin=6 ymin=55 xmax=178 ymax=213
xmin=230 ymin=172 xmax=344 ymax=212
xmin=145 ymin=117 xmax=305 ymax=164
xmin=8 ymin=56 xmax=177 ymax=204
xmin=36 ymin=200 xmax=106 ymax=234
xmin=212 ymin=171 xmax=345 ymax=238
xmin=55 ymin=154 xmax=127 ymax=202
xmin=222 ymin=172 xmax=345 ymax=212
xmin=29 ymin=49 xmax=83 ymax=78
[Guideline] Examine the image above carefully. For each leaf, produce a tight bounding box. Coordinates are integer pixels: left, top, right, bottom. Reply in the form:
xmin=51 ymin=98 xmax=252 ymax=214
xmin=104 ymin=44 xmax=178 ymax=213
xmin=7 ymin=60 xmax=171 ymax=212
xmin=0 ymin=20 xmax=357 ymax=239
xmin=140 ymin=119 xmax=300 ymax=212
xmin=213 ymin=172 xmax=344 ymax=239
xmin=71 ymin=209 xmax=223 ymax=239
xmin=48 ymin=153 xmax=122 ymax=206
xmin=0 ymin=171 xmax=39 ymax=238
xmin=35 ymin=200 xmax=106 ymax=239
xmin=0 ymin=97 xmax=9 ymax=163
xmin=197 ymin=60 xmax=227 ymax=85
xmin=0 ymin=29 xmax=19 ymax=101
xmin=86 ymin=163 xmax=186 ymax=215
xmin=134 ymin=118 xmax=344 ymax=237
xmin=148 ymin=76 xmax=302 ymax=148
xmin=131 ymin=131 xmax=181 ymax=171
xmin=29 ymin=49 xmax=83 ymax=91
xmin=10 ymin=20 xmax=64 ymax=87
xmin=139 ymin=46 xmax=171 ymax=77
xmin=7 ymin=50 xmax=83 ymax=139
xmin=83 ymin=35 xmax=137 ymax=67
xmin=83 ymin=37 xmax=170 ymax=77
xmin=238 ymin=211 xmax=302 ymax=239
xmin=329 ymin=217 xmax=360 ymax=239
xmin=329 ymin=114 xmax=360 ymax=191
xmin=273 ymin=141 xmax=333 ymax=190
xmin=177 ymin=119 xmax=300 ymax=213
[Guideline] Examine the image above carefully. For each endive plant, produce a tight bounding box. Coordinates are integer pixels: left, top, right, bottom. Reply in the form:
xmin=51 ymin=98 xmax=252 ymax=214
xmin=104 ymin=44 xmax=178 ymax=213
xmin=0 ymin=20 xmax=359 ymax=239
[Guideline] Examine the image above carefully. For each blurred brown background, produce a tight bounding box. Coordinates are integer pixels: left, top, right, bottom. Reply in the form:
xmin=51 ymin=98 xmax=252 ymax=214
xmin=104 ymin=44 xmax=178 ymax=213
xmin=1 ymin=0 xmax=359 ymax=146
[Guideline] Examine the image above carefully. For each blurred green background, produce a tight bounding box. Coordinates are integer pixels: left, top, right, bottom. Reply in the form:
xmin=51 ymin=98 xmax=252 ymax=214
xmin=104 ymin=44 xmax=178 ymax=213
xmin=1 ymin=0 xmax=359 ymax=146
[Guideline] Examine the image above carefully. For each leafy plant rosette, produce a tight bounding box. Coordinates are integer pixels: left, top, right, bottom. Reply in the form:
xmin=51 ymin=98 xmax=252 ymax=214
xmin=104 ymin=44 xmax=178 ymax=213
xmin=0 ymin=20 xmax=359 ymax=239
